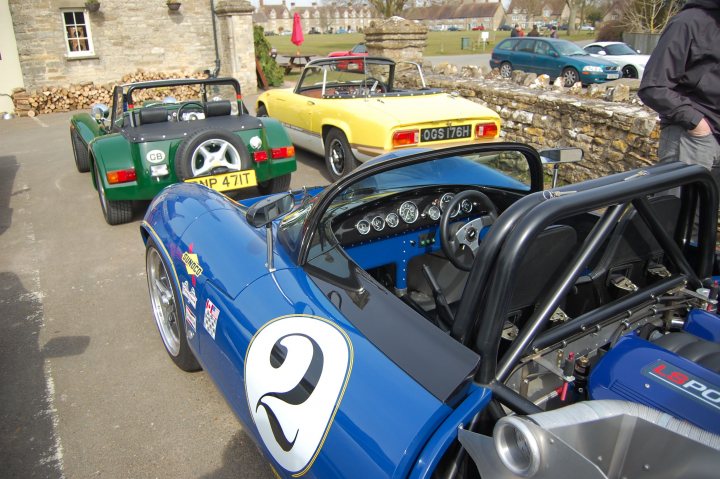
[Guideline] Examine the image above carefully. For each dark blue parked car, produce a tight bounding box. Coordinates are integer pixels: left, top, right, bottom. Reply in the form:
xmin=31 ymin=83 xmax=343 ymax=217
xmin=490 ymin=37 xmax=620 ymax=86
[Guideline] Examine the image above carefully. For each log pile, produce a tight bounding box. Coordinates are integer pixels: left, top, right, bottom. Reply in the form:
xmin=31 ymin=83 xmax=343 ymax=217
xmin=11 ymin=70 xmax=207 ymax=117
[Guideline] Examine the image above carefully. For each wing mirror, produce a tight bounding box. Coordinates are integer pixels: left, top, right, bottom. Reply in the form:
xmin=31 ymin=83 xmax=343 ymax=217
xmin=247 ymin=192 xmax=294 ymax=228
xmin=246 ymin=192 xmax=294 ymax=272
xmin=598 ymin=50 xmax=607 ymax=56
xmin=539 ymin=148 xmax=583 ymax=188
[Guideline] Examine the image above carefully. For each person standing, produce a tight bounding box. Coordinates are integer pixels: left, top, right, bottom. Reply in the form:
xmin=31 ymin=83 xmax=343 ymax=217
xmin=527 ymin=25 xmax=540 ymax=37
xmin=511 ymin=24 xmax=520 ymax=37
xmin=549 ymin=26 xmax=558 ymax=38
xmin=638 ymin=0 xmax=720 ymax=171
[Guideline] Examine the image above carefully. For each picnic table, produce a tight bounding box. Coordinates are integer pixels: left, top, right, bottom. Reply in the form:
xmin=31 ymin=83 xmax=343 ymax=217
xmin=279 ymin=55 xmax=316 ymax=74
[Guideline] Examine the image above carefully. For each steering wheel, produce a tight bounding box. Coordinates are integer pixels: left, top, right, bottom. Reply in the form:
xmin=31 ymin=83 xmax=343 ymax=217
xmin=440 ymin=190 xmax=498 ymax=271
xmin=362 ymin=77 xmax=386 ymax=93
xmin=176 ymin=101 xmax=205 ymax=121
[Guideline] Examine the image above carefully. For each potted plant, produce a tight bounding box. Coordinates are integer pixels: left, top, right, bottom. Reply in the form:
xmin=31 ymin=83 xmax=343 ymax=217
xmin=167 ymin=0 xmax=181 ymax=11
xmin=85 ymin=0 xmax=100 ymax=13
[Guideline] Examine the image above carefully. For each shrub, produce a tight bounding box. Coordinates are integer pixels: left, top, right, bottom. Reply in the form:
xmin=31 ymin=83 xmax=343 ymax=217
xmin=596 ymin=21 xmax=624 ymax=42
xmin=254 ymin=25 xmax=284 ymax=87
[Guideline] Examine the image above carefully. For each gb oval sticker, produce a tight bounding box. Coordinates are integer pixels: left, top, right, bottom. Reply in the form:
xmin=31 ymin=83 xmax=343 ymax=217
xmin=146 ymin=149 xmax=166 ymax=163
xmin=245 ymin=315 xmax=353 ymax=476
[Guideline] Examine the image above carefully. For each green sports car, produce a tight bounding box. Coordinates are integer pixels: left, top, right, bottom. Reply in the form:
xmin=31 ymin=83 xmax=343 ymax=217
xmin=70 ymin=77 xmax=296 ymax=225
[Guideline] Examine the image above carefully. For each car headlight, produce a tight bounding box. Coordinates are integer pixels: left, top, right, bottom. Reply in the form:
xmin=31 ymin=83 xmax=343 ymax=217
xmin=582 ymin=65 xmax=603 ymax=72
xmin=494 ymin=417 xmax=541 ymax=477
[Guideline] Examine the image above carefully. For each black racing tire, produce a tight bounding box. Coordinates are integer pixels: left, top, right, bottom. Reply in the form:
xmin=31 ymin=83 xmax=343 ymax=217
xmin=500 ymin=62 xmax=513 ymax=78
xmin=621 ymin=65 xmax=638 ymax=79
xmin=174 ymin=129 xmax=252 ymax=181
xmin=94 ymin=161 xmax=133 ymax=225
xmin=257 ymin=173 xmax=291 ymax=196
xmin=562 ymin=67 xmax=580 ymax=87
xmin=324 ymin=128 xmax=358 ymax=181
xmin=71 ymin=127 xmax=90 ymax=173
xmin=145 ymin=239 xmax=201 ymax=372
xmin=256 ymin=104 xmax=268 ymax=117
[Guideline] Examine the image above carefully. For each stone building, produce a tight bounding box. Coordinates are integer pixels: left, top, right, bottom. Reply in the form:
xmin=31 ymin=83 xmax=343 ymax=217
xmin=5 ymin=0 xmax=258 ymax=109
xmin=505 ymin=0 xmax=569 ymax=29
xmin=404 ymin=2 xmax=506 ymax=31
xmin=253 ymin=1 xmax=381 ymax=34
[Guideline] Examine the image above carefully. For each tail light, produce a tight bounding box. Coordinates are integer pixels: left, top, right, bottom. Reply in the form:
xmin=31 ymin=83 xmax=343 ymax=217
xmin=106 ymin=168 xmax=137 ymax=184
xmin=253 ymin=151 xmax=268 ymax=162
xmin=271 ymin=146 xmax=295 ymax=159
xmin=475 ymin=122 xmax=498 ymax=139
xmin=393 ymin=129 xmax=419 ymax=147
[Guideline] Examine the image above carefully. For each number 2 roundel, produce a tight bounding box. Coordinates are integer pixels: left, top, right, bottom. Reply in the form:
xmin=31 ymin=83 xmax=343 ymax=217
xmin=245 ymin=315 xmax=353 ymax=476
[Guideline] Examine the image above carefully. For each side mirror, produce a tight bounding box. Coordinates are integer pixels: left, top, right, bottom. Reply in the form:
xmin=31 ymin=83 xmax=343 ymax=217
xmin=598 ymin=51 xmax=607 ymax=56
xmin=637 ymin=49 xmax=641 ymax=53
xmin=91 ymin=103 xmax=109 ymax=121
xmin=540 ymin=148 xmax=583 ymax=188
xmin=540 ymin=148 xmax=583 ymax=165
xmin=246 ymin=192 xmax=294 ymax=228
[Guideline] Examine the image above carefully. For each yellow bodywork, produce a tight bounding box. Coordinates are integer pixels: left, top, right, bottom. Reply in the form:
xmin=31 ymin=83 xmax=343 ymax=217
xmin=257 ymin=87 xmax=502 ymax=159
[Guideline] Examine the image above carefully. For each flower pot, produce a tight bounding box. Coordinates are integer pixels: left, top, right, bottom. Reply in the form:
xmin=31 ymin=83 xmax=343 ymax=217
xmin=85 ymin=2 xmax=100 ymax=13
xmin=167 ymin=2 xmax=181 ymax=11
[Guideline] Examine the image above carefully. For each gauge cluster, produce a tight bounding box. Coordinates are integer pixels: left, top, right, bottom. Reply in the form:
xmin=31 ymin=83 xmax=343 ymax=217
xmin=337 ymin=188 xmax=488 ymax=244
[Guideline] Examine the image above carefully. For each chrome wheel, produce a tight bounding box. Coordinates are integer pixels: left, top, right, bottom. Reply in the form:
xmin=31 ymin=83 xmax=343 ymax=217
xmin=328 ymin=138 xmax=347 ymax=178
xmin=190 ymin=138 xmax=242 ymax=176
xmin=500 ymin=62 xmax=512 ymax=78
xmin=146 ymin=247 xmax=180 ymax=357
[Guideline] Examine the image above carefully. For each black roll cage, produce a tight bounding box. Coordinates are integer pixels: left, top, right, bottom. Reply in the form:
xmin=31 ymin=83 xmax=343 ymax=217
xmin=454 ymin=161 xmax=717 ymax=385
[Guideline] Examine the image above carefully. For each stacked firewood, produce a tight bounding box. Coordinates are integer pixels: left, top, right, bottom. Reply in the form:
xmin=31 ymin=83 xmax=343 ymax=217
xmin=11 ymin=70 xmax=207 ymax=117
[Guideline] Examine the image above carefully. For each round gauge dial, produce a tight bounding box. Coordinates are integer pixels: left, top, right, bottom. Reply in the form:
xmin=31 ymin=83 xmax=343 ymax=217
xmin=356 ymin=219 xmax=371 ymax=235
xmin=461 ymin=199 xmax=473 ymax=213
xmin=427 ymin=205 xmax=441 ymax=221
xmin=399 ymin=201 xmax=419 ymax=224
xmin=371 ymin=215 xmax=385 ymax=231
xmin=386 ymin=212 xmax=399 ymax=228
xmin=441 ymin=193 xmax=461 ymax=217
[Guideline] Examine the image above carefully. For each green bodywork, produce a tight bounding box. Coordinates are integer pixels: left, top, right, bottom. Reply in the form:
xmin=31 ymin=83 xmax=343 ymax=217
xmin=70 ymin=78 xmax=296 ymax=202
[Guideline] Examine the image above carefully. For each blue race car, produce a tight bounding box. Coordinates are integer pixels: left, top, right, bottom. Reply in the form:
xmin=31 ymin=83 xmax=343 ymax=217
xmin=141 ymin=142 xmax=720 ymax=478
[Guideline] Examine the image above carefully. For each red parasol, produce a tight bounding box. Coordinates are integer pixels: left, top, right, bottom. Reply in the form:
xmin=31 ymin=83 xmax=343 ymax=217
xmin=291 ymin=13 xmax=304 ymax=55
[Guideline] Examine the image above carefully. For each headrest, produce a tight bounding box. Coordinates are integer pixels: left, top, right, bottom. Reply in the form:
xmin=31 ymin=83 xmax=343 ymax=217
xmin=205 ymin=100 xmax=232 ymax=117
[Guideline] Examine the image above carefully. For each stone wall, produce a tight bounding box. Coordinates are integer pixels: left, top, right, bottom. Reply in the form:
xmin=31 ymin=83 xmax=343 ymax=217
xmin=8 ymin=0 xmax=256 ymax=94
xmin=401 ymin=67 xmax=660 ymax=184
xmin=365 ymin=16 xmax=428 ymax=64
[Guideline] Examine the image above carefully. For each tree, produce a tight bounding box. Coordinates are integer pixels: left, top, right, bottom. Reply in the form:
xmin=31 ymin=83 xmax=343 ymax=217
xmin=623 ymin=0 xmax=683 ymax=32
xmin=366 ymin=0 xmax=410 ymax=18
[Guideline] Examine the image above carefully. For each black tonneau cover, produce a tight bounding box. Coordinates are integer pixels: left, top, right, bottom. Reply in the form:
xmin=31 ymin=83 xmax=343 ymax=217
xmin=120 ymin=116 xmax=264 ymax=143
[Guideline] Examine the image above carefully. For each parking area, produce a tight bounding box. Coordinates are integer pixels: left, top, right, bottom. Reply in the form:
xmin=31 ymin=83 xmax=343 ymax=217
xmin=0 ymin=110 xmax=328 ymax=478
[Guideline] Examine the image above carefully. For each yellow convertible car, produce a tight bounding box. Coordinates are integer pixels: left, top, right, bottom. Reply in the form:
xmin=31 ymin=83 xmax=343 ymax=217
xmin=256 ymin=56 xmax=501 ymax=180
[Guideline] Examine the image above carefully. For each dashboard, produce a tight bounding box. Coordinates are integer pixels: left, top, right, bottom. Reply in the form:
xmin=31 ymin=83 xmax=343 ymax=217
xmin=332 ymin=186 xmax=496 ymax=246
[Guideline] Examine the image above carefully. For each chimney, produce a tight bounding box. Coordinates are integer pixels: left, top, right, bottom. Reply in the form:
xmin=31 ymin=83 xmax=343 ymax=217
xmin=291 ymin=2 xmax=296 ymax=7
xmin=312 ymin=1 xmax=317 ymax=6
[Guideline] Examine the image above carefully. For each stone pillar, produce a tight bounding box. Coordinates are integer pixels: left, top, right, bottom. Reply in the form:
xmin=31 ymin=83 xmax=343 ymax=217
xmin=215 ymin=0 xmax=257 ymax=95
xmin=364 ymin=16 xmax=428 ymax=64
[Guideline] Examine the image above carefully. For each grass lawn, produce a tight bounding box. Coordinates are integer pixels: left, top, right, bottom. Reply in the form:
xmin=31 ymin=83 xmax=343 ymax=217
xmin=266 ymin=30 xmax=598 ymax=57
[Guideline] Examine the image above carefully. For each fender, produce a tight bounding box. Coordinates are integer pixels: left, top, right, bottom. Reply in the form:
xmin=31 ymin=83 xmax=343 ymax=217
xmin=143 ymin=183 xmax=295 ymax=299
xmin=70 ymin=112 xmax=104 ymax=144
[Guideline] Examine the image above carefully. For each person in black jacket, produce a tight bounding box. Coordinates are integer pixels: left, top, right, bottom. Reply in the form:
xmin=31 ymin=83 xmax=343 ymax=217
xmin=638 ymin=0 xmax=720 ymax=170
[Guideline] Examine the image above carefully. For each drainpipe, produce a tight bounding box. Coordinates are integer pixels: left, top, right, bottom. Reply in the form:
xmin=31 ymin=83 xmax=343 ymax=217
xmin=210 ymin=0 xmax=221 ymax=77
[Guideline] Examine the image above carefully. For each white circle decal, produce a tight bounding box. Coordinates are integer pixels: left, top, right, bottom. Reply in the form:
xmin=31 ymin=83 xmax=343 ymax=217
xmin=146 ymin=149 xmax=166 ymax=163
xmin=245 ymin=315 xmax=352 ymax=475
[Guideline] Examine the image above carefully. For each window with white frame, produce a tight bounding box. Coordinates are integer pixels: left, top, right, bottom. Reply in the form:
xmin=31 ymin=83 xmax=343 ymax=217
xmin=63 ymin=10 xmax=94 ymax=56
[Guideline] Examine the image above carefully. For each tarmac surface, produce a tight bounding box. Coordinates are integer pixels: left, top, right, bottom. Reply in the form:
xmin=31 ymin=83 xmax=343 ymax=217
xmin=0 ymin=97 xmax=330 ymax=478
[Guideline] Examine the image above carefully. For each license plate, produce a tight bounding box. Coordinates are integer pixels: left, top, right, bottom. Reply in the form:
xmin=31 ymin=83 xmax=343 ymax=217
xmin=184 ymin=169 xmax=257 ymax=192
xmin=420 ymin=125 xmax=472 ymax=143
xmin=607 ymin=73 xmax=620 ymax=79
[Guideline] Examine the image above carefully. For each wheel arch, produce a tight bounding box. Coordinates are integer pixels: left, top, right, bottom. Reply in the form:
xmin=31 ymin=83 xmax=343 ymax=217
xmin=322 ymin=121 xmax=352 ymax=146
xmin=71 ymin=112 xmax=104 ymax=144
